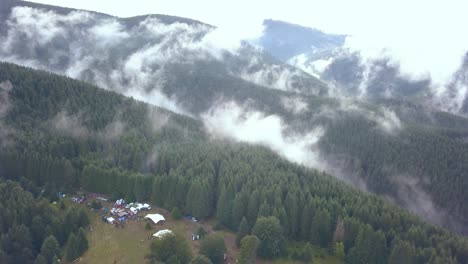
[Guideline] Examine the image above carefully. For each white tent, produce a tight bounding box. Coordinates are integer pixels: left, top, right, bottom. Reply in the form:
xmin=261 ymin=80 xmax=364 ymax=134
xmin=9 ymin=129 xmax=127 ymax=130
xmin=153 ymin=229 xmax=173 ymax=238
xmin=145 ymin=213 xmax=165 ymax=224
xmin=106 ymin=217 xmax=115 ymax=223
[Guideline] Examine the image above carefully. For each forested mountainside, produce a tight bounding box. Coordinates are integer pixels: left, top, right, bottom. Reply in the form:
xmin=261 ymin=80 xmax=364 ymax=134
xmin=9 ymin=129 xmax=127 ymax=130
xmin=258 ymin=19 xmax=468 ymax=117
xmin=320 ymin=51 xmax=468 ymax=116
xmin=1 ymin=1 xmax=468 ymax=235
xmin=0 ymin=180 xmax=90 ymax=264
xmin=1 ymin=63 xmax=468 ymax=263
xmin=0 ymin=0 xmax=326 ymax=99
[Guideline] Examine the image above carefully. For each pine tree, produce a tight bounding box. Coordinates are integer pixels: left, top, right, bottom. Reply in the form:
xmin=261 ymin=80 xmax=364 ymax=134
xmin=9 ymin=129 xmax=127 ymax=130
xmin=284 ymin=192 xmax=299 ymax=238
xmin=388 ymin=239 xmax=415 ymax=264
xmin=134 ymin=176 xmax=147 ymax=201
xmin=151 ymin=177 xmax=164 ymax=206
xmin=172 ymin=206 xmax=182 ymax=220
xmin=231 ymin=193 xmax=247 ymax=229
xmin=77 ymin=228 xmax=88 ymax=255
xmin=246 ymin=190 xmax=260 ymax=224
xmin=300 ymin=242 xmax=314 ymax=262
xmin=215 ymin=186 xmax=231 ymax=227
xmin=186 ymin=180 xmax=211 ymax=219
xmin=3 ymin=224 xmax=34 ymax=263
xmin=310 ymin=209 xmax=332 ymax=247
xmin=348 ymin=224 xmax=387 ymax=264
xmin=236 ymin=217 xmax=250 ymax=247
xmin=40 ymin=235 xmax=60 ymax=263
xmin=343 ymin=217 xmax=361 ymax=250
xmin=335 ymin=242 xmax=345 ymax=261
xmin=65 ymin=233 xmax=79 ymax=261
xmin=77 ymin=208 xmax=90 ymax=228
xmin=258 ymin=202 xmax=271 ymax=217
xmin=299 ymin=202 xmax=313 ymax=241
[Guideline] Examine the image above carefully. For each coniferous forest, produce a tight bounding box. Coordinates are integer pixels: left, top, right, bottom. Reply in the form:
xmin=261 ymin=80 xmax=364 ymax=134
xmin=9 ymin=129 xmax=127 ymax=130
xmin=1 ymin=62 xmax=468 ymax=263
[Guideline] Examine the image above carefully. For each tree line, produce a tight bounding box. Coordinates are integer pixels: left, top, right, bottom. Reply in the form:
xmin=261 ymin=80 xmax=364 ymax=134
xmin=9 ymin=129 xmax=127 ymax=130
xmin=0 ymin=180 xmax=89 ymax=264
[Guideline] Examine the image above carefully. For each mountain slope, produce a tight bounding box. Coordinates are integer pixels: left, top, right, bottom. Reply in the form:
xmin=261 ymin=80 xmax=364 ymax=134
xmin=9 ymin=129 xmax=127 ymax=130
xmin=1 ymin=2 xmax=468 ymax=235
xmin=258 ymin=19 xmax=468 ymax=117
xmin=433 ymin=52 xmax=468 ymax=114
xmin=1 ymin=62 xmax=468 ymax=263
xmin=257 ymin=19 xmax=346 ymax=78
xmin=259 ymin=19 xmax=346 ymax=61
xmin=0 ymin=0 xmax=327 ymax=110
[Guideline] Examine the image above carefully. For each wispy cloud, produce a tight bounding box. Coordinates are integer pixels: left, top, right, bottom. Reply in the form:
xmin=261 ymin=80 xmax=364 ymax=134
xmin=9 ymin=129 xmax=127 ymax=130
xmin=202 ymin=101 xmax=325 ymax=169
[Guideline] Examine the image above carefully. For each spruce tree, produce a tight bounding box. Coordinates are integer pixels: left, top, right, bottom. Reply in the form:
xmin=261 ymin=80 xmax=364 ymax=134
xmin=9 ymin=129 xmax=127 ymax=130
xmin=65 ymin=233 xmax=79 ymax=261
xmin=300 ymin=242 xmax=314 ymax=262
xmin=186 ymin=180 xmax=211 ymax=219
xmin=284 ymin=192 xmax=299 ymax=238
xmin=335 ymin=242 xmax=345 ymax=260
xmin=246 ymin=191 xmax=260 ymax=224
xmin=236 ymin=217 xmax=250 ymax=247
xmin=40 ymin=235 xmax=60 ymax=263
xmin=388 ymin=240 xmax=415 ymax=264
xmin=310 ymin=209 xmax=332 ymax=247
xmin=171 ymin=207 xmax=182 ymax=220
xmin=77 ymin=228 xmax=88 ymax=255
xmin=215 ymin=186 xmax=231 ymax=227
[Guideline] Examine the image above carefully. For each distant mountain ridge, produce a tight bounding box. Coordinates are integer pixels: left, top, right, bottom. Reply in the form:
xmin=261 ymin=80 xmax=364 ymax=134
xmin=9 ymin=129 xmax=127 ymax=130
xmin=0 ymin=0 xmax=209 ymax=26
xmin=258 ymin=19 xmax=468 ymax=117
xmin=259 ymin=19 xmax=347 ymax=61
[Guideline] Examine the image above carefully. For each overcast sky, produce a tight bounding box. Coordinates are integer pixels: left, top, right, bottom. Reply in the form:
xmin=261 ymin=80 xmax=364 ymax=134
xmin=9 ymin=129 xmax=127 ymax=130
xmin=28 ymin=0 xmax=468 ymax=82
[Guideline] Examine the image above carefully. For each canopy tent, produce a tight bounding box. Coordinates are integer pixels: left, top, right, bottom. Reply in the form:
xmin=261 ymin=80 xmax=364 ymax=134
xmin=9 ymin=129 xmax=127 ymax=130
xmin=153 ymin=229 xmax=173 ymax=238
xmin=145 ymin=213 xmax=165 ymax=224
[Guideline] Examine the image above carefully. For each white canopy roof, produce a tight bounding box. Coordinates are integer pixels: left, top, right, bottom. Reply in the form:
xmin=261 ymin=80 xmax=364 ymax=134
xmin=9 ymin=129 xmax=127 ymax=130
xmin=145 ymin=213 xmax=165 ymax=224
xmin=153 ymin=229 xmax=173 ymax=238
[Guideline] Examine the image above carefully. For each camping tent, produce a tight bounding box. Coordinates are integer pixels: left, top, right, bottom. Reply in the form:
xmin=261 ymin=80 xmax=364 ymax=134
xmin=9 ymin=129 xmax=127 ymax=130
xmin=145 ymin=213 xmax=165 ymax=224
xmin=106 ymin=217 xmax=115 ymax=223
xmin=153 ymin=229 xmax=173 ymax=238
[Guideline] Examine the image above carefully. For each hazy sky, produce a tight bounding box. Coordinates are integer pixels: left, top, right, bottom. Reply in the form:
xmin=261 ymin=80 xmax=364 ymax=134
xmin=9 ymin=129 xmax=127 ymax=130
xmin=28 ymin=0 xmax=468 ymax=82
xmin=27 ymin=0 xmax=466 ymax=35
